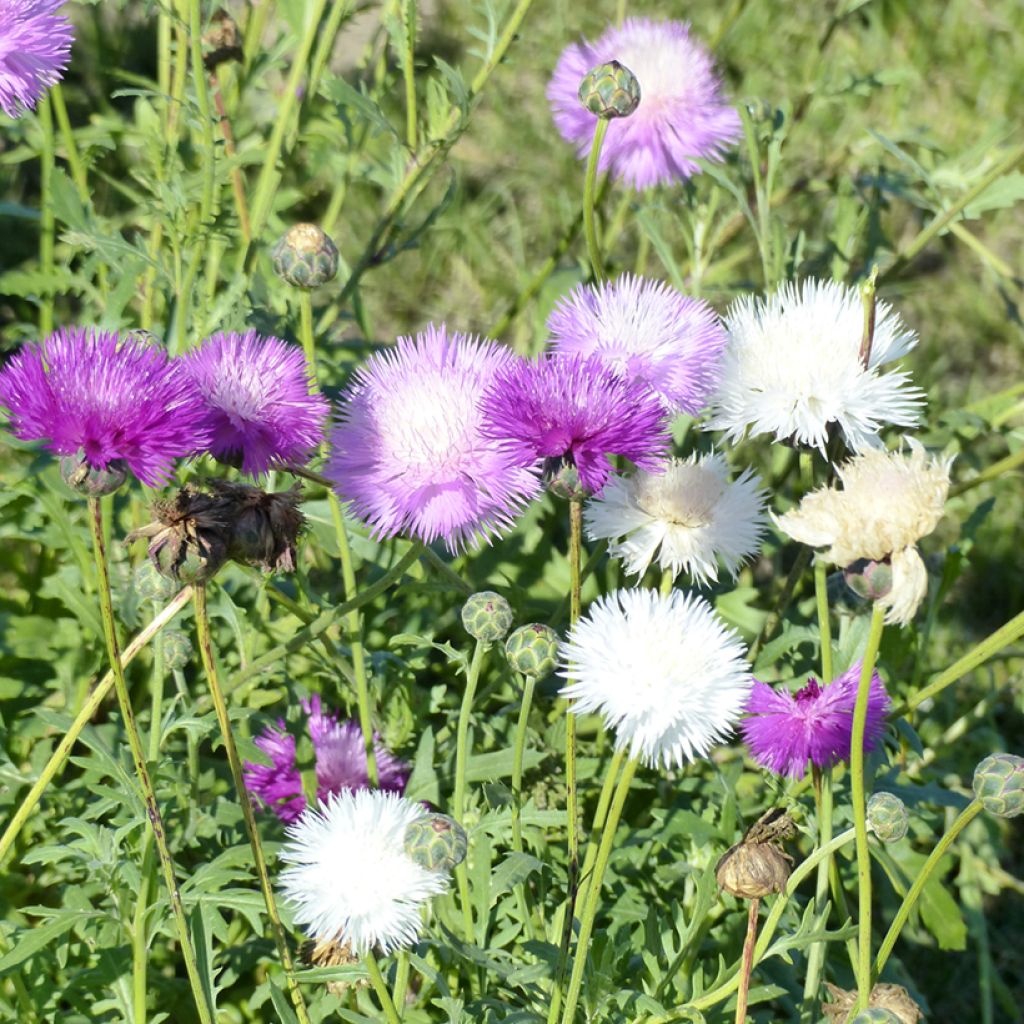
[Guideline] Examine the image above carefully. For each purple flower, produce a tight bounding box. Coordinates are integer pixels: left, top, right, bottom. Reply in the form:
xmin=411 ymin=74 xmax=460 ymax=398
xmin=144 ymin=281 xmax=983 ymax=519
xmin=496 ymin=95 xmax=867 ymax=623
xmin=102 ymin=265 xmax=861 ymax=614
xmin=741 ymin=663 xmax=891 ymax=779
xmin=482 ymin=353 xmax=670 ymax=497
xmin=0 ymin=0 xmax=73 ymax=118
xmin=0 ymin=327 xmax=209 ymax=486
xmin=548 ymin=274 xmax=727 ymax=414
xmin=243 ymin=696 xmax=410 ymax=824
xmin=326 ymin=323 xmax=540 ymax=552
xmin=183 ymin=331 xmax=329 ymax=477
xmin=547 ymin=18 xmax=740 ymax=190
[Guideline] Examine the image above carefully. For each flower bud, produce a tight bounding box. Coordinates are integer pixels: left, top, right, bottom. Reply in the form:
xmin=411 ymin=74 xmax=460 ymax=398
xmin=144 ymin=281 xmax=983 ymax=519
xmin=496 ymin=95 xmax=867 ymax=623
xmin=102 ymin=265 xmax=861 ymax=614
xmin=844 ymin=557 xmax=893 ymax=601
xmin=505 ymin=624 xmax=560 ymax=678
xmin=132 ymin=561 xmax=178 ymax=605
xmin=867 ymin=791 xmax=909 ymax=843
xmin=973 ymin=752 xmax=1024 ymax=818
xmin=403 ymin=813 xmax=467 ymax=873
xmin=210 ymin=480 xmax=305 ymax=574
xmin=202 ymin=8 xmax=243 ymax=70
xmin=461 ymin=591 xmax=513 ymax=643
xmin=544 ymin=457 xmax=588 ymax=501
xmin=161 ymin=629 xmax=192 ymax=672
xmin=60 ymin=452 xmax=128 ymax=497
xmin=578 ymin=60 xmax=641 ymax=119
xmin=272 ymin=223 xmax=340 ymax=289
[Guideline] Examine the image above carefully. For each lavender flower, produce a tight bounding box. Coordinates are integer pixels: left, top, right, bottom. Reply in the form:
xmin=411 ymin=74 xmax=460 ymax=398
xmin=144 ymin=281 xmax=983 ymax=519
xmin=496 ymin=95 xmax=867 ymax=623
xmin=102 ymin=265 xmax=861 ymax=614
xmin=326 ymin=324 xmax=539 ymax=552
xmin=741 ymin=663 xmax=890 ymax=779
xmin=243 ymin=696 xmax=410 ymax=824
xmin=184 ymin=330 xmax=329 ymax=477
xmin=548 ymin=18 xmax=740 ymax=190
xmin=482 ymin=353 xmax=670 ymax=496
xmin=0 ymin=327 xmax=209 ymax=486
xmin=0 ymin=0 xmax=73 ymax=118
xmin=548 ymin=274 xmax=727 ymax=414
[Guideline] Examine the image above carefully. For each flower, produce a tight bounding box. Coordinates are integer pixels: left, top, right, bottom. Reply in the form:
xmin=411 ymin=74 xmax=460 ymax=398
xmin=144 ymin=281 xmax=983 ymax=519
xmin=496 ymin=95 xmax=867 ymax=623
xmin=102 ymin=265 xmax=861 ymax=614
xmin=547 ymin=18 xmax=740 ymax=189
xmin=548 ymin=274 xmax=727 ymax=414
xmin=326 ymin=324 xmax=539 ymax=552
xmin=0 ymin=0 xmax=74 ymax=119
xmin=741 ymin=663 xmax=890 ymax=779
xmin=279 ymin=789 xmax=448 ymax=954
xmin=482 ymin=354 xmax=669 ymax=497
xmin=244 ymin=696 xmax=409 ymax=824
xmin=0 ymin=327 xmax=209 ymax=486
xmin=584 ymin=452 xmax=767 ymax=585
xmin=704 ymin=279 xmax=925 ymax=453
xmin=560 ymin=588 xmax=751 ymax=769
xmin=184 ymin=330 xmax=329 ymax=477
xmin=775 ymin=439 xmax=952 ymax=625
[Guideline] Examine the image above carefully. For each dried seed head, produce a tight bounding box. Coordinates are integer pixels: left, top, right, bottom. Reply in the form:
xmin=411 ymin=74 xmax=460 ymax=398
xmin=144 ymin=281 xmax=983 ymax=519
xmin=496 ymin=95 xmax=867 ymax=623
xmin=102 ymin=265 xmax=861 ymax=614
xmin=202 ymin=9 xmax=243 ymax=70
xmin=716 ymin=808 xmax=796 ymax=899
xmin=823 ymin=982 xmax=923 ymax=1024
xmin=209 ymin=480 xmax=305 ymax=573
xmin=308 ymin=937 xmax=367 ymax=996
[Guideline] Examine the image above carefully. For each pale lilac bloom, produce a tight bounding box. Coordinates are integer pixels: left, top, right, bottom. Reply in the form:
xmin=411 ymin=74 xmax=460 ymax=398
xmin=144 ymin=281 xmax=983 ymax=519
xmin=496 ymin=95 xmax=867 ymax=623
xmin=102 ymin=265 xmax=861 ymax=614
xmin=547 ymin=18 xmax=740 ymax=190
xmin=482 ymin=353 xmax=670 ymax=496
xmin=243 ymin=696 xmax=409 ymax=824
xmin=326 ymin=324 xmax=539 ymax=552
xmin=0 ymin=0 xmax=73 ymax=118
xmin=741 ymin=663 xmax=890 ymax=779
xmin=548 ymin=274 xmax=727 ymax=414
xmin=0 ymin=327 xmax=209 ymax=486
xmin=184 ymin=330 xmax=329 ymax=477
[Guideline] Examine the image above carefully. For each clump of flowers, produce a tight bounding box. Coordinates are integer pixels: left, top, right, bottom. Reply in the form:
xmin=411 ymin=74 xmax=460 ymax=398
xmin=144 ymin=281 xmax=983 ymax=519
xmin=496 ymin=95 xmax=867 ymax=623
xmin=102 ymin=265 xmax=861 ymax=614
xmin=244 ymin=696 xmax=409 ymax=824
xmin=584 ymin=452 xmax=767 ymax=585
xmin=547 ymin=18 xmax=740 ymax=189
xmin=548 ymin=274 xmax=727 ymax=414
xmin=482 ymin=353 xmax=670 ymax=498
xmin=0 ymin=0 xmax=74 ymax=118
xmin=184 ymin=330 xmax=329 ymax=477
xmin=741 ymin=663 xmax=891 ymax=779
xmin=705 ymin=279 xmax=925 ymax=453
xmin=560 ymin=588 xmax=752 ymax=769
xmin=326 ymin=324 xmax=539 ymax=552
xmin=775 ymin=439 xmax=952 ymax=625
xmin=0 ymin=327 xmax=209 ymax=487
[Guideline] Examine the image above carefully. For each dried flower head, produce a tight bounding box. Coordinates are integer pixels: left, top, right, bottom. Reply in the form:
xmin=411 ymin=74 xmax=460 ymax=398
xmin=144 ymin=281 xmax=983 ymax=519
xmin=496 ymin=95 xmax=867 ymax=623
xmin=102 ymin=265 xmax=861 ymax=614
xmin=202 ymin=8 xmax=243 ymax=70
xmin=715 ymin=808 xmax=796 ymax=899
xmin=208 ymin=480 xmax=306 ymax=573
xmin=823 ymin=983 xmax=923 ymax=1024
xmin=548 ymin=18 xmax=739 ymax=189
xmin=0 ymin=0 xmax=74 ymax=118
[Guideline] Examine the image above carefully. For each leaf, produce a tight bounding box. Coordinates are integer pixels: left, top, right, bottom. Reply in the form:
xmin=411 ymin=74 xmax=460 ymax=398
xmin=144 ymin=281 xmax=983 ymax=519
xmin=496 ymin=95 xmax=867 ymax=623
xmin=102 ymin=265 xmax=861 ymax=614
xmin=0 ymin=914 xmax=91 ymax=974
xmin=961 ymin=171 xmax=1024 ymax=219
xmin=466 ymin=747 xmax=544 ymax=782
xmin=489 ymin=852 xmax=544 ymax=907
xmin=267 ymin=980 xmax=301 ymax=1024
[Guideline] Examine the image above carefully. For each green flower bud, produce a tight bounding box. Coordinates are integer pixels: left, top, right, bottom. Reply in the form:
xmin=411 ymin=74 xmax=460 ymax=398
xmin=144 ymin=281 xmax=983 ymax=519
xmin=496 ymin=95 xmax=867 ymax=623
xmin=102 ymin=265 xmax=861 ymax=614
xmin=578 ymin=60 xmax=641 ymax=119
xmin=161 ymin=629 xmax=192 ymax=672
xmin=867 ymin=792 xmax=909 ymax=843
xmin=544 ymin=458 xmax=588 ymax=501
xmin=60 ymin=452 xmax=128 ymax=497
xmin=844 ymin=558 xmax=893 ymax=601
xmin=133 ymin=561 xmax=178 ymax=605
xmin=272 ymin=223 xmax=340 ymax=289
xmin=403 ymin=814 xmax=467 ymax=872
xmin=850 ymin=1012 xmax=903 ymax=1024
xmin=461 ymin=591 xmax=513 ymax=643
xmin=973 ymin=752 xmax=1024 ymax=818
xmin=505 ymin=624 xmax=560 ymax=678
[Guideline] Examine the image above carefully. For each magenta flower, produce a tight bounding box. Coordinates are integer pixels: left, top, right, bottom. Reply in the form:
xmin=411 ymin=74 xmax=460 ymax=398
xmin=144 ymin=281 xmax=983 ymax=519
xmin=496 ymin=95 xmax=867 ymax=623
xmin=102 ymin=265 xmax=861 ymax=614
xmin=481 ymin=353 xmax=670 ymax=496
xmin=0 ymin=0 xmax=73 ymax=118
xmin=0 ymin=327 xmax=209 ymax=486
xmin=243 ymin=696 xmax=410 ymax=824
xmin=183 ymin=330 xmax=329 ymax=477
xmin=547 ymin=18 xmax=740 ymax=190
xmin=548 ymin=274 xmax=727 ymax=414
xmin=326 ymin=323 xmax=540 ymax=552
xmin=741 ymin=663 xmax=891 ymax=779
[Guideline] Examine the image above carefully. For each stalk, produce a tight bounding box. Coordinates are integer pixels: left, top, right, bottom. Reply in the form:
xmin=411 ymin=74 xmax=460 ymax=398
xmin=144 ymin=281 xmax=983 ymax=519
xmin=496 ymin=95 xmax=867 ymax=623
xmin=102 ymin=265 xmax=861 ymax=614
xmin=38 ymin=94 xmax=55 ymax=335
xmin=566 ymin=497 xmax=584 ymax=915
xmin=401 ymin=0 xmax=417 ymax=148
xmin=511 ymin=671 xmax=539 ymax=941
xmin=364 ymin=950 xmax=403 ymax=1024
xmin=801 ymin=766 xmax=834 ymax=1018
xmin=734 ymin=898 xmax=761 ymax=1024
xmin=582 ymin=119 xmax=609 ymax=282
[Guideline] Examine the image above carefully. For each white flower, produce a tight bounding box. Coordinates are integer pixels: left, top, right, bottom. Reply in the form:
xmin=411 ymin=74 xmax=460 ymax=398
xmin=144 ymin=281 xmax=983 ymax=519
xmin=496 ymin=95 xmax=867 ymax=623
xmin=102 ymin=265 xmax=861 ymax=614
xmin=704 ymin=279 xmax=925 ymax=452
xmin=279 ymin=789 xmax=448 ymax=954
xmin=584 ymin=453 xmax=767 ymax=585
xmin=776 ymin=438 xmax=952 ymax=625
xmin=560 ymin=588 xmax=752 ymax=770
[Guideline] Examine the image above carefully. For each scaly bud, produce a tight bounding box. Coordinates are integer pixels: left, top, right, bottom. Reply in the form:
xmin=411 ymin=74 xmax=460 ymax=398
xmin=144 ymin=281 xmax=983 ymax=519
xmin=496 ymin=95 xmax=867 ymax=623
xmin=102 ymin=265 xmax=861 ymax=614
xmin=161 ymin=629 xmax=192 ymax=672
xmin=973 ymin=752 xmax=1024 ymax=818
xmin=272 ymin=223 xmax=340 ymax=289
xmin=505 ymin=624 xmax=560 ymax=678
xmin=60 ymin=452 xmax=128 ymax=497
xmin=403 ymin=814 xmax=467 ymax=873
xmin=461 ymin=591 xmax=514 ymax=643
xmin=578 ymin=60 xmax=641 ymax=119
xmin=867 ymin=791 xmax=909 ymax=843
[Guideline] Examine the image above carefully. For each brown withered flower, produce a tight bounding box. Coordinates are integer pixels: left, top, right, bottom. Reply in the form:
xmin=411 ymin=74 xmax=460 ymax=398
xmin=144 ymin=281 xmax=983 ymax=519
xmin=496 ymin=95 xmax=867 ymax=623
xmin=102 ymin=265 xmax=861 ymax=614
xmin=716 ymin=807 xmax=796 ymax=900
xmin=822 ymin=982 xmax=924 ymax=1023
xmin=208 ymin=480 xmax=305 ymax=573
xmin=307 ymin=937 xmax=367 ymax=997
xmin=202 ymin=9 xmax=243 ymax=70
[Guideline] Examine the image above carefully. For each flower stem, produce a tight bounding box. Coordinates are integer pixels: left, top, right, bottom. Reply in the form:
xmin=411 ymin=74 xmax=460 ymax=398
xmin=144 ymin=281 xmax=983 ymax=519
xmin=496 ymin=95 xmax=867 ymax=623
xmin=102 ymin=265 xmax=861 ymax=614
xmin=814 ymin=557 xmax=833 ymax=684
xmin=950 ymin=445 xmax=1024 ymax=498
xmin=401 ymin=0 xmax=417 ymax=149
xmin=392 ymin=949 xmax=411 ymax=1012
xmin=193 ymin=585 xmax=311 ymax=1024
xmin=566 ymin=497 xmax=584 ymax=919
xmin=735 ymin=897 xmax=761 ymax=1024
xmin=583 ymin=118 xmax=609 ymax=282
xmin=86 ymin=499 xmax=214 ymax=1024
xmin=801 ymin=766 xmax=833 ymax=1018
xmin=299 ymin=291 xmax=316 ymax=370
xmin=850 ymin=602 xmax=886 ymax=1011
xmin=874 ymin=800 xmax=983 ymax=980
xmin=364 ymin=949 xmax=403 ymax=1024
xmin=511 ymin=671 xmax=539 ymax=941
xmin=37 ymin=94 xmax=55 ymax=335
xmin=748 ymin=545 xmax=813 ymax=663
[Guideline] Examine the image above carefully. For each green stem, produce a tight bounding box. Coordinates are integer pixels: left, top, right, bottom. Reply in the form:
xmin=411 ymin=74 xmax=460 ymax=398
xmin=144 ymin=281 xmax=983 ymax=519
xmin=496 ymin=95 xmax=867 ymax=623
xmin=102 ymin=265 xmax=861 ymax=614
xmin=38 ymin=94 xmax=55 ymax=335
xmin=849 ymin=603 xmax=886 ymax=1011
xmin=392 ymin=949 xmax=411 ymax=1013
xmin=299 ymin=291 xmax=316 ymax=369
xmin=558 ymin=757 xmax=639 ymax=1024
xmin=874 ymin=801 xmax=984 ymax=979
xmin=0 ymin=586 xmax=193 ymax=866
xmin=574 ymin=747 xmax=626 ymax=926
xmin=364 ymin=950 xmax=403 ymax=1024
xmin=815 ymin=558 xmax=833 ymax=684
xmin=950 ymin=446 xmax=1024 ymax=498
xmin=50 ymin=84 xmax=89 ymax=201
xmin=401 ymin=0 xmax=417 ymax=149
xmin=801 ymin=767 xmax=834 ymax=1018
xmin=566 ymin=497 xmax=584 ymax=920
xmin=511 ymin=672 xmax=539 ymax=942
xmin=86 ymin=500 xmax=214 ymax=1024
xmin=582 ymin=118 xmax=609 ymax=282
xmin=193 ymin=585 xmax=312 ymax=1024
xmin=748 ymin=546 xmax=813 ymax=663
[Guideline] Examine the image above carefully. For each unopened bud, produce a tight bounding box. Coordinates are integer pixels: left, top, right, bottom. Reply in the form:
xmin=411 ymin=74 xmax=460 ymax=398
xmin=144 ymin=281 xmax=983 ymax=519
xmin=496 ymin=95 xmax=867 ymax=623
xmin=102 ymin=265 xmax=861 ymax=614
xmin=844 ymin=558 xmax=893 ymax=602
xmin=505 ymin=624 xmax=560 ymax=678
xmin=403 ymin=813 xmax=467 ymax=872
xmin=544 ymin=458 xmax=588 ymax=501
xmin=272 ymin=223 xmax=340 ymax=289
xmin=867 ymin=792 xmax=909 ymax=843
xmin=461 ymin=591 xmax=513 ymax=643
xmin=578 ymin=60 xmax=641 ymax=119
xmin=850 ymin=1011 xmax=903 ymax=1024
xmin=973 ymin=752 xmax=1024 ymax=818
xmin=161 ymin=629 xmax=192 ymax=672
xmin=60 ymin=452 xmax=128 ymax=497
xmin=133 ymin=561 xmax=178 ymax=605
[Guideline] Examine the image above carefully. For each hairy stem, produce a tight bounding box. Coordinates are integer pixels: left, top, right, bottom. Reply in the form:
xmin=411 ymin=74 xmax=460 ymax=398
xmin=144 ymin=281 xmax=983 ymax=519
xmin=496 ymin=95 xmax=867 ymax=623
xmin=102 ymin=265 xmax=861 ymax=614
xmin=583 ymin=119 xmax=609 ymax=281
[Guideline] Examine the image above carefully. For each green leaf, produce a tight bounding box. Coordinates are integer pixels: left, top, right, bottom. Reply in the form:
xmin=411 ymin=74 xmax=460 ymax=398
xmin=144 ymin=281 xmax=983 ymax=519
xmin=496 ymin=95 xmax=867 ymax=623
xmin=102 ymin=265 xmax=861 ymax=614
xmin=0 ymin=913 xmax=92 ymax=975
xmin=489 ymin=851 xmax=544 ymax=907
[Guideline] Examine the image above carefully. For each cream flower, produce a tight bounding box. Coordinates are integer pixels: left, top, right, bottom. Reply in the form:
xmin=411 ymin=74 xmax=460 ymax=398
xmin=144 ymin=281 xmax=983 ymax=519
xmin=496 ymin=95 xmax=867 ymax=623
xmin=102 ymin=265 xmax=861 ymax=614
xmin=584 ymin=453 xmax=767 ymax=585
xmin=775 ymin=439 xmax=952 ymax=625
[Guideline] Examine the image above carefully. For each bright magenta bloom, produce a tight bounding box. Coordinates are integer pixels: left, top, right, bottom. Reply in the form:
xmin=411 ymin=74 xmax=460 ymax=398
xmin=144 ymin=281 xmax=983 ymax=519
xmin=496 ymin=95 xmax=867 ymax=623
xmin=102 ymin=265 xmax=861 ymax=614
xmin=0 ymin=0 xmax=73 ymax=118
